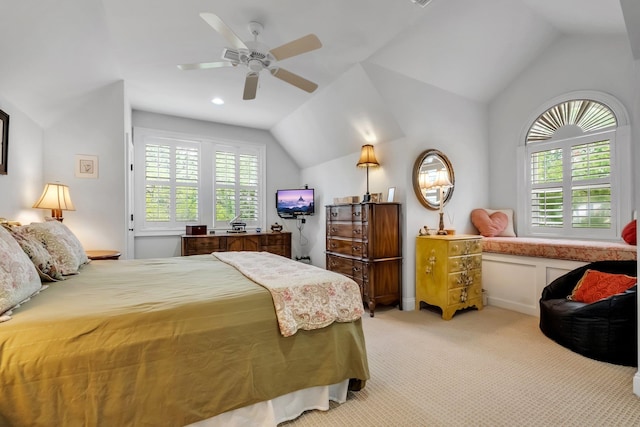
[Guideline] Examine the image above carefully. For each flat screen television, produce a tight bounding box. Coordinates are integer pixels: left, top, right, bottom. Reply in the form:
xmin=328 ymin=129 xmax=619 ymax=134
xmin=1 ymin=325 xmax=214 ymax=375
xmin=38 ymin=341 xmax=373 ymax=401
xmin=276 ymin=188 xmax=315 ymax=219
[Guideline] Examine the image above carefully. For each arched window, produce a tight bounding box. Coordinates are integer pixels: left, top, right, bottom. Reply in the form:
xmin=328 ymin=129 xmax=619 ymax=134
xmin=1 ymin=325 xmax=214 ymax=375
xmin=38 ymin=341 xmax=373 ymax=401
xmin=521 ymin=94 xmax=630 ymax=240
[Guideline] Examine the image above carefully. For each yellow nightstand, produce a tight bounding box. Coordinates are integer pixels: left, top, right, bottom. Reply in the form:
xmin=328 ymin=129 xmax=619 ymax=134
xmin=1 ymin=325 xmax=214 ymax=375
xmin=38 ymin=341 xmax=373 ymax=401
xmin=416 ymin=235 xmax=483 ymax=320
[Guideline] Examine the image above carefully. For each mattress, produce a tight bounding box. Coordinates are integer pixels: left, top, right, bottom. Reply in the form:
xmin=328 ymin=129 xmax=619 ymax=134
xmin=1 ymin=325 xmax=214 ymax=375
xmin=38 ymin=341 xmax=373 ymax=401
xmin=0 ymin=255 xmax=369 ymax=426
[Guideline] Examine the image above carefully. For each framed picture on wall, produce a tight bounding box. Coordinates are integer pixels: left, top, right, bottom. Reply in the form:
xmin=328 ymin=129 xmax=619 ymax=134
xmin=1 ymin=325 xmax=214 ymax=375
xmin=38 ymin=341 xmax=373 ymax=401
xmin=75 ymin=154 xmax=99 ymax=179
xmin=0 ymin=109 xmax=9 ymax=175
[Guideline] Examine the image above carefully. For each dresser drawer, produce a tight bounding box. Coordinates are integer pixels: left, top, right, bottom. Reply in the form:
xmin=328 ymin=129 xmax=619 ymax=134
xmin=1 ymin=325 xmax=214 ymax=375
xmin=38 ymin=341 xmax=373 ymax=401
xmin=448 ymin=239 xmax=482 ymax=256
xmin=327 ymin=223 xmax=367 ymax=239
xmin=448 ymin=284 xmax=482 ymax=305
xmin=183 ymin=236 xmax=225 ymax=255
xmin=449 ymin=254 xmax=482 ymax=272
xmin=447 ymin=269 xmax=481 ymax=290
xmin=261 ymin=233 xmax=288 ymax=246
xmin=326 ymin=238 xmax=366 ymax=257
xmin=327 ymin=254 xmax=355 ymax=277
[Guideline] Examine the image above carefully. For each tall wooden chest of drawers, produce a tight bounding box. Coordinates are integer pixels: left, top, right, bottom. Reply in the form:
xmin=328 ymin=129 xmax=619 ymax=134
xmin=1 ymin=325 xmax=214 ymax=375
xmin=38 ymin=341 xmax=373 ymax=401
xmin=415 ymin=235 xmax=483 ymax=320
xmin=326 ymin=203 xmax=402 ymax=317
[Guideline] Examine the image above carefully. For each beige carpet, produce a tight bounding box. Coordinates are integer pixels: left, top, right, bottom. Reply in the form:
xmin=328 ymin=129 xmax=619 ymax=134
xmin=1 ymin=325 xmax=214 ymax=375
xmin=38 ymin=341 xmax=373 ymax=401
xmin=283 ymin=306 xmax=640 ymax=427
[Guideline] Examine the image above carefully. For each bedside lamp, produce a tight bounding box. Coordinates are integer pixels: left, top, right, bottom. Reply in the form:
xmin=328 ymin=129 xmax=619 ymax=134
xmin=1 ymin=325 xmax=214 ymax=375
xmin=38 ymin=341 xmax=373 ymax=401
xmin=356 ymin=144 xmax=380 ymax=203
xmin=33 ymin=183 xmax=75 ymax=222
xmin=425 ymin=169 xmax=452 ymax=235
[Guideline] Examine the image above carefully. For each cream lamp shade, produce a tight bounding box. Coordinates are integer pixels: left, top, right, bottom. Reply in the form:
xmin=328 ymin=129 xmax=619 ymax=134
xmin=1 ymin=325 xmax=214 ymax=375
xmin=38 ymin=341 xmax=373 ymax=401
xmin=429 ymin=168 xmax=453 ymax=191
xmin=356 ymin=144 xmax=380 ymax=202
xmin=33 ymin=183 xmax=75 ymax=222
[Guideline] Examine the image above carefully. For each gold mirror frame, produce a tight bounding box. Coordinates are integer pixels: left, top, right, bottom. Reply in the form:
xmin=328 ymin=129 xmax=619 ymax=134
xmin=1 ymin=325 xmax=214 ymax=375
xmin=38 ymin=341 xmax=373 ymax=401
xmin=412 ymin=149 xmax=455 ymax=211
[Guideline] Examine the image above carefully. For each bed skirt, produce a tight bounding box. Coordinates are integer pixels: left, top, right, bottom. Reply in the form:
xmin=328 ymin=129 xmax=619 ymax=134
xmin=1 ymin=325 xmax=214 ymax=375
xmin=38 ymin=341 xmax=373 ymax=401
xmin=189 ymin=380 xmax=349 ymax=426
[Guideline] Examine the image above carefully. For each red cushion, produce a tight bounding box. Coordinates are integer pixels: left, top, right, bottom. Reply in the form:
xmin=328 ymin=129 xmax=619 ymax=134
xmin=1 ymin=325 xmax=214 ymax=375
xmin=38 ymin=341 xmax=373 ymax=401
xmin=570 ymin=269 xmax=636 ymax=304
xmin=470 ymin=209 xmax=508 ymax=237
xmin=622 ymin=219 xmax=636 ymax=245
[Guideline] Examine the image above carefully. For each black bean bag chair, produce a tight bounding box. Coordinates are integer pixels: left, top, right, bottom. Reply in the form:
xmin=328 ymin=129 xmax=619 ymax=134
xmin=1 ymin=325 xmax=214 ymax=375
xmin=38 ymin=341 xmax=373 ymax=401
xmin=539 ymin=260 xmax=637 ymax=366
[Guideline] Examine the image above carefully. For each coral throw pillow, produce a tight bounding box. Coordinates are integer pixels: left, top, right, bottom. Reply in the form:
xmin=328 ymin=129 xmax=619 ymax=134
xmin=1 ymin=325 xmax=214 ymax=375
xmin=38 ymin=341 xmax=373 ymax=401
xmin=622 ymin=219 xmax=636 ymax=245
xmin=470 ymin=209 xmax=508 ymax=237
xmin=569 ymin=269 xmax=637 ymax=304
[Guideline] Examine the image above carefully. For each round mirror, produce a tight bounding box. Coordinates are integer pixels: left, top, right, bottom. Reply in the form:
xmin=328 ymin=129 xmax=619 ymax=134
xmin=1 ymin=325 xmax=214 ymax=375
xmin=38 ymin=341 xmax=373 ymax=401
xmin=412 ymin=149 xmax=455 ymax=210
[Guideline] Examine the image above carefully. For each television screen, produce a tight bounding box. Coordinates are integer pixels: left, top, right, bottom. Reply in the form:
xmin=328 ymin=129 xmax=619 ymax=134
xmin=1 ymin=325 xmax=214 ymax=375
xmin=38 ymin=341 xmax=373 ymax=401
xmin=276 ymin=188 xmax=315 ymax=218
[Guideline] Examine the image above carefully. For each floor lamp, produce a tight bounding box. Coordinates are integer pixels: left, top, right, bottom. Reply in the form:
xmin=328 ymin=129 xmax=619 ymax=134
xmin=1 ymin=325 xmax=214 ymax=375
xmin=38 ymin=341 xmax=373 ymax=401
xmin=356 ymin=144 xmax=380 ymax=203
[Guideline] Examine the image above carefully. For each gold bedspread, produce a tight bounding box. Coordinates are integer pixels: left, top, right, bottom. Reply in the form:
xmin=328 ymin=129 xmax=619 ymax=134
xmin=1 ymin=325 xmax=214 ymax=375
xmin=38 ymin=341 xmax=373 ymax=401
xmin=0 ymin=255 xmax=369 ymax=426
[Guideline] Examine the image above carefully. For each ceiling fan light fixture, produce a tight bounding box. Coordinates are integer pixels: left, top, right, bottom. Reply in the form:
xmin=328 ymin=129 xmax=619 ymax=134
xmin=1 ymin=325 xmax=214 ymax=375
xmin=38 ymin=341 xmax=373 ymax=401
xmin=211 ymin=97 xmax=224 ymax=105
xmin=411 ymin=0 xmax=432 ymax=7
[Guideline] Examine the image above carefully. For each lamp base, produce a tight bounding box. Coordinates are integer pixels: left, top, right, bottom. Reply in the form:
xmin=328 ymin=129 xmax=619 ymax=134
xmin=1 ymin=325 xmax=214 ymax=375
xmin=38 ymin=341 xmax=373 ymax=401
xmin=436 ymin=211 xmax=447 ymax=235
xmin=362 ymin=193 xmax=371 ymax=203
xmin=51 ymin=209 xmax=64 ymax=222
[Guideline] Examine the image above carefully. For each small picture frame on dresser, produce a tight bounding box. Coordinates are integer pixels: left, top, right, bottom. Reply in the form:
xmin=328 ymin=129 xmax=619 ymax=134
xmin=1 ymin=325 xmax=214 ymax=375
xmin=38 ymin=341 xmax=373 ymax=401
xmin=387 ymin=187 xmax=396 ymax=202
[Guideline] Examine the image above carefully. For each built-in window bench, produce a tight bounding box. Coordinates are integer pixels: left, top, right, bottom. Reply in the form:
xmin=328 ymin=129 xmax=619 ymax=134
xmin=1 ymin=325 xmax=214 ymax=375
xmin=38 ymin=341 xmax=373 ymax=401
xmin=481 ymin=237 xmax=637 ymax=317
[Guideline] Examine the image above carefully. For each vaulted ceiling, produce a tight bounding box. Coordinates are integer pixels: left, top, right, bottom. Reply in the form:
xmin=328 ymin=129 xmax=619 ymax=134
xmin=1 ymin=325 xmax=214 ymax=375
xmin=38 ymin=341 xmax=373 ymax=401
xmin=0 ymin=0 xmax=636 ymax=168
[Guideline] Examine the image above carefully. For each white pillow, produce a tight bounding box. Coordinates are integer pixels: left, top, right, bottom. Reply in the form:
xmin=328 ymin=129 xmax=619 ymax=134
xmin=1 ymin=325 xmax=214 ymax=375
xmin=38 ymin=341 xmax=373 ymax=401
xmin=483 ymin=208 xmax=516 ymax=237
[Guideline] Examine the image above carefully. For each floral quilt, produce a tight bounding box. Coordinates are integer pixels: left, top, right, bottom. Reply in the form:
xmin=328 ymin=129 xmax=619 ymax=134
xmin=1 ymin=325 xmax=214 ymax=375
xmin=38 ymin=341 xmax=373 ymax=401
xmin=212 ymin=251 xmax=364 ymax=337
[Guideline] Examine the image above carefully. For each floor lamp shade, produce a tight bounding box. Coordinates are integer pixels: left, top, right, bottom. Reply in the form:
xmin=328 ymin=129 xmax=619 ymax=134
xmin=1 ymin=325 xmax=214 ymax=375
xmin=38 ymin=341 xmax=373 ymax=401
xmin=33 ymin=183 xmax=75 ymax=221
xmin=357 ymin=144 xmax=380 ymax=202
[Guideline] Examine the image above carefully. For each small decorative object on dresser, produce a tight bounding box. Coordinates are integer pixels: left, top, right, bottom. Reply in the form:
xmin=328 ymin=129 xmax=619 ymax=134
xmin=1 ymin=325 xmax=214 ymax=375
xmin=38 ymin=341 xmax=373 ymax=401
xmin=270 ymin=222 xmax=283 ymax=232
xmin=326 ymin=202 xmax=402 ymax=317
xmin=415 ymin=234 xmax=483 ymax=320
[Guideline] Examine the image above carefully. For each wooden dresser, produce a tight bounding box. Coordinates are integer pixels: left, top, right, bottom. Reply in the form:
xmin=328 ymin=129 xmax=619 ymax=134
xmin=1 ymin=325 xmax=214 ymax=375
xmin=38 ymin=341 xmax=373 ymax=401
xmin=415 ymin=235 xmax=483 ymax=320
xmin=181 ymin=232 xmax=291 ymax=258
xmin=325 ymin=203 xmax=402 ymax=317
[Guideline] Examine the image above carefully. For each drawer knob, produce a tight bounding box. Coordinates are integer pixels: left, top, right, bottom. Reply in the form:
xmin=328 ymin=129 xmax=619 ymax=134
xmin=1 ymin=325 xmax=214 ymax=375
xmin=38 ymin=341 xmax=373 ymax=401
xmin=352 ymin=246 xmax=361 ymax=251
xmin=331 ymin=212 xmax=338 ymax=217
xmin=353 ymin=211 xmax=361 ymax=217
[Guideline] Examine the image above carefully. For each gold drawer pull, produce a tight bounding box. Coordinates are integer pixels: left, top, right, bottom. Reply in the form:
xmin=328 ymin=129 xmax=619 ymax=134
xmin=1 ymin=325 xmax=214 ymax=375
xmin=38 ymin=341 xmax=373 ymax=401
xmin=352 ymin=246 xmax=361 ymax=251
xmin=353 ymin=266 xmax=361 ymax=272
xmin=331 ymin=227 xmax=337 ymax=233
xmin=353 ymin=211 xmax=361 ymax=217
xmin=331 ymin=212 xmax=338 ymax=217
xmin=331 ymin=243 xmax=337 ymax=248
xmin=354 ymin=229 xmax=361 ymax=234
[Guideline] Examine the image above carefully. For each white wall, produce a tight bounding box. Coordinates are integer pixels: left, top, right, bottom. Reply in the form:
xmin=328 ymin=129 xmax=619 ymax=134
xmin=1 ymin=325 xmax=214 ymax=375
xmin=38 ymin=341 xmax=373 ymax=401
xmin=488 ymin=35 xmax=637 ymax=223
xmin=132 ymin=111 xmax=302 ymax=259
xmin=42 ymin=81 xmax=127 ymax=255
xmin=301 ymin=64 xmax=489 ymax=310
xmin=0 ymin=97 xmax=44 ymax=224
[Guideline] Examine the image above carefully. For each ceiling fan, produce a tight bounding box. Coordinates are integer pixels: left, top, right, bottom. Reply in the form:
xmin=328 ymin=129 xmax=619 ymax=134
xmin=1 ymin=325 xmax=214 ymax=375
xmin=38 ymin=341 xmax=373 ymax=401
xmin=178 ymin=13 xmax=322 ymax=100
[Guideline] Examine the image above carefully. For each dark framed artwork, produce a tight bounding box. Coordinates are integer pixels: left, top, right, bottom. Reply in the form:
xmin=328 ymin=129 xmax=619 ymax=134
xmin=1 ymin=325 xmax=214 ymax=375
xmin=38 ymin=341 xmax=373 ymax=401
xmin=0 ymin=109 xmax=8 ymax=175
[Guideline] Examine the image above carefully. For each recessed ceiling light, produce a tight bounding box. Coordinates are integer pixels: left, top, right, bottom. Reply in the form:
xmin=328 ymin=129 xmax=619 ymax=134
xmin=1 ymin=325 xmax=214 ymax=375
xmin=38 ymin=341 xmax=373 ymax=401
xmin=211 ymin=97 xmax=224 ymax=105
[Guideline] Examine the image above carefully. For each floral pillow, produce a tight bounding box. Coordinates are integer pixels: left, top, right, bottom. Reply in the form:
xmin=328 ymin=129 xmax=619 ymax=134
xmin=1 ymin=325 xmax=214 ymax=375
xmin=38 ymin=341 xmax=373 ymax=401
xmin=0 ymin=225 xmax=44 ymax=320
xmin=18 ymin=222 xmax=88 ymax=276
xmin=40 ymin=220 xmax=89 ymax=267
xmin=6 ymin=227 xmax=64 ymax=281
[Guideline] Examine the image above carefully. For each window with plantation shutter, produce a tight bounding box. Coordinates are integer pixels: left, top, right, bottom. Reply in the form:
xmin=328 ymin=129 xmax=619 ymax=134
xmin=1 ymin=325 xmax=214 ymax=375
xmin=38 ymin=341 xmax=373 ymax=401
xmin=214 ymin=146 xmax=262 ymax=228
xmin=134 ymin=128 xmax=265 ymax=236
xmin=136 ymin=131 xmax=200 ymax=231
xmin=523 ymin=98 xmax=621 ymax=239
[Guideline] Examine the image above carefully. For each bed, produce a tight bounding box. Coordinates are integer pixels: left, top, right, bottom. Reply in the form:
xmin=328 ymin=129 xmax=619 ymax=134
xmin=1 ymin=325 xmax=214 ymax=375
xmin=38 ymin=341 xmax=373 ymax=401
xmin=0 ymin=223 xmax=369 ymax=426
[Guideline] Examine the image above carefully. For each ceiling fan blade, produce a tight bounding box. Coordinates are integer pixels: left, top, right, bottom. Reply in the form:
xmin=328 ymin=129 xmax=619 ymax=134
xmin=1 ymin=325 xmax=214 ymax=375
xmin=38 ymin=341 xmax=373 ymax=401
xmin=199 ymin=12 xmax=248 ymax=50
xmin=243 ymin=72 xmax=259 ymax=100
xmin=270 ymin=68 xmax=318 ymax=93
xmin=269 ymin=34 xmax=322 ymax=61
xmin=177 ymin=61 xmax=233 ymax=71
